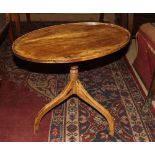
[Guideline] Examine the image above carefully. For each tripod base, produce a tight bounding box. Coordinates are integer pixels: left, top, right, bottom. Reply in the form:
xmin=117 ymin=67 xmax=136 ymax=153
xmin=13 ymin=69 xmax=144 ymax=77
xmin=34 ymin=65 xmax=115 ymax=136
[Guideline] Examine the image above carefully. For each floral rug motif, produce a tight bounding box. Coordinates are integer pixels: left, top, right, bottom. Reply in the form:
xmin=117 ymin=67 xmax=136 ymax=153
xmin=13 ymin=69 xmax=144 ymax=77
xmin=0 ymin=22 xmax=154 ymax=142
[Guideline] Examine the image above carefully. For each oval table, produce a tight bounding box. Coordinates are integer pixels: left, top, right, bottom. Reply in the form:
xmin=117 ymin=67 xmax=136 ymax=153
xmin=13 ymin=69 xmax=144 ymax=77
xmin=12 ymin=22 xmax=130 ymax=136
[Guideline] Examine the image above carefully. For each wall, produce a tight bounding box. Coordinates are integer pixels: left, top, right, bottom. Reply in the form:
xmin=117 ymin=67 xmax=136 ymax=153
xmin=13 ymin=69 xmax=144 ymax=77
xmin=0 ymin=13 xmax=115 ymax=23
xmin=20 ymin=13 xmax=115 ymax=23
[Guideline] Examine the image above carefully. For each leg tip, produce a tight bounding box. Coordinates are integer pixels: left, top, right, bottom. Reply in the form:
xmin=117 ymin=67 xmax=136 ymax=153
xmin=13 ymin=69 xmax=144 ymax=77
xmin=109 ymin=131 xmax=114 ymax=136
xmin=34 ymin=121 xmax=39 ymax=135
xmin=34 ymin=127 xmax=39 ymax=135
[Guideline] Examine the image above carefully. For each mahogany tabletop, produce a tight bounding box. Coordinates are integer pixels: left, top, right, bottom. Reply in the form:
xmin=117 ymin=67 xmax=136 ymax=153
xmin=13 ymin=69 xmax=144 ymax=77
xmin=12 ymin=22 xmax=130 ymax=63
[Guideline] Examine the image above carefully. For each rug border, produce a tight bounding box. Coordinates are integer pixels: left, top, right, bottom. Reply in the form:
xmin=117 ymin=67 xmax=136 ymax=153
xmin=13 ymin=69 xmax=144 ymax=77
xmin=124 ymin=56 xmax=146 ymax=98
xmin=124 ymin=56 xmax=155 ymax=115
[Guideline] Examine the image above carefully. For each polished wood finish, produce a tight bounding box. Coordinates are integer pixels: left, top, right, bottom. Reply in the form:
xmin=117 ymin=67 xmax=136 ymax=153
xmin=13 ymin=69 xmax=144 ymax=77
xmin=116 ymin=13 xmax=155 ymax=36
xmin=128 ymin=14 xmax=134 ymax=34
xmin=4 ymin=13 xmax=31 ymax=43
xmin=12 ymin=22 xmax=130 ymax=64
xmin=11 ymin=13 xmax=31 ymax=35
xmin=0 ymin=14 xmax=10 ymax=44
xmin=12 ymin=22 xmax=130 ymax=136
xmin=0 ymin=13 xmax=19 ymax=43
xmin=99 ymin=13 xmax=104 ymax=22
xmin=115 ymin=13 xmax=134 ymax=34
xmin=26 ymin=13 xmax=31 ymax=23
xmin=11 ymin=13 xmax=21 ymax=35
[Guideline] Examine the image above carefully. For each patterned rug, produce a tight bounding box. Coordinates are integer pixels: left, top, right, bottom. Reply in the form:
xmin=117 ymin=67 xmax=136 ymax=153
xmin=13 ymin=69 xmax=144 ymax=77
xmin=0 ymin=22 xmax=154 ymax=142
xmin=48 ymin=57 xmax=155 ymax=142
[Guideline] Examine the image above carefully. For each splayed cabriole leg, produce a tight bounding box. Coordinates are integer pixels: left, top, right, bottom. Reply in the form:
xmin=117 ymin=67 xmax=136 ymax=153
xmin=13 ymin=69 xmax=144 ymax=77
xmin=75 ymin=80 xmax=114 ymax=136
xmin=34 ymin=65 xmax=115 ymax=136
xmin=34 ymin=81 xmax=73 ymax=134
xmin=34 ymin=65 xmax=78 ymax=134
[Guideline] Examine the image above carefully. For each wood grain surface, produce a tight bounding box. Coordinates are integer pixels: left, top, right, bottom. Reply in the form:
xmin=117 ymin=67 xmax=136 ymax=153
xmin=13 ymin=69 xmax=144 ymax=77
xmin=12 ymin=22 xmax=130 ymax=63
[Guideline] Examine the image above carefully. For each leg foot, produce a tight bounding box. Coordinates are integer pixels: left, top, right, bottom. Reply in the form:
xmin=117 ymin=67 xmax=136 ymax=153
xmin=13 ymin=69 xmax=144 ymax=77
xmin=34 ymin=81 xmax=73 ymax=134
